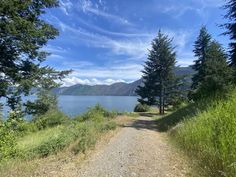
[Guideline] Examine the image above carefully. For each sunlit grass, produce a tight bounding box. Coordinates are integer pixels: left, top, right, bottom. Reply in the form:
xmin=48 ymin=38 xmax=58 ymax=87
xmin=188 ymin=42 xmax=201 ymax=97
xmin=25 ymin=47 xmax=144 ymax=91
xmin=17 ymin=126 xmax=63 ymax=152
xmin=170 ymin=90 xmax=236 ymax=177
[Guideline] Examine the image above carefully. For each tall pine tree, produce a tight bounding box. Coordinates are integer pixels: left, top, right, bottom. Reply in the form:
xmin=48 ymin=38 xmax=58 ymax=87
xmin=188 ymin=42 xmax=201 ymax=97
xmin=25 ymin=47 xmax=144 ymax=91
xmin=200 ymin=41 xmax=232 ymax=95
xmin=136 ymin=31 xmax=177 ymax=114
xmin=191 ymin=26 xmax=212 ymax=90
xmin=223 ymin=0 xmax=236 ymax=67
xmin=191 ymin=27 xmax=232 ymax=100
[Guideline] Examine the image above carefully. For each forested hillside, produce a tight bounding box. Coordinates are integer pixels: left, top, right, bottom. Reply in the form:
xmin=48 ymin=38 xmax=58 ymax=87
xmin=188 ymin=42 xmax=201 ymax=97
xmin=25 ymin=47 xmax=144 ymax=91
xmin=53 ymin=67 xmax=193 ymax=96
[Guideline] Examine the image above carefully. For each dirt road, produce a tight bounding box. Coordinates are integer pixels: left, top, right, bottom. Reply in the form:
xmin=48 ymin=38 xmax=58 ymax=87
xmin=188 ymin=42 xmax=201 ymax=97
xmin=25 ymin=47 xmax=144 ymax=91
xmin=72 ymin=116 xmax=191 ymax=177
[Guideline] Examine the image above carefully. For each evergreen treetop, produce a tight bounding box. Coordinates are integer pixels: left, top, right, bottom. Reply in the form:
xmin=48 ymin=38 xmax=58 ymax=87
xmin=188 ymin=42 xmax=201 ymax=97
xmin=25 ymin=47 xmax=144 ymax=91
xmin=191 ymin=26 xmax=212 ymax=90
xmin=223 ymin=0 xmax=236 ymax=67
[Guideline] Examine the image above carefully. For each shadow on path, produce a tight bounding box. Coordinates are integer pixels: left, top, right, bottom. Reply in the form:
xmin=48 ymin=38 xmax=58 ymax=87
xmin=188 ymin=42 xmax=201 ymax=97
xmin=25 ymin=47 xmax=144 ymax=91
xmin=139 ymin=112 xmax=159 ymax=117
xmin=122 ymin=117 xmax=160 ymax=132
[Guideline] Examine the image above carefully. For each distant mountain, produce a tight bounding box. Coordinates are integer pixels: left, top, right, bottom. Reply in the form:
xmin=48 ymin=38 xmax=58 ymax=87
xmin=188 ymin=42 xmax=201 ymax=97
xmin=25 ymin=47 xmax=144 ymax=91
xmin=53 ymin=79 xmax=142 ymax=96
xmin=53 ymin=67 xmax=194 ymax=96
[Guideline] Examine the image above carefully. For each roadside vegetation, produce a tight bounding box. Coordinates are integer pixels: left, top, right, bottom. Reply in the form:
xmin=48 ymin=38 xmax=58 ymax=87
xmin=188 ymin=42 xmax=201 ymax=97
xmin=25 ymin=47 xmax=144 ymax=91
xmin=0 ymin=104 xmax=117 ymax=170
xmin=170 ymin=89 xmax=236 ymax=177
xmin=134 ymin=103 xmax=150 ymax=112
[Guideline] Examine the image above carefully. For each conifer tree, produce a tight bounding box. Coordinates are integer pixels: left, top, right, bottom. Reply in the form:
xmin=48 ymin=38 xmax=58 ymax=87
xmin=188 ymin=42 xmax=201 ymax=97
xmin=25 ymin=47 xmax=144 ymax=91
xmin=191 ymin=34 xmax=232 ymax=100
xmin=194 ymin=41 xmax=232 ymax=98
xmin=191 ymin=26 xmax=212 ymax=90
xmin=136 ymin=31 xmax=177 ymax=114
xmin=0 ymin=0 xmax=70 ymax=111
xmin=223 ymin=0 xmax=236 ymax=67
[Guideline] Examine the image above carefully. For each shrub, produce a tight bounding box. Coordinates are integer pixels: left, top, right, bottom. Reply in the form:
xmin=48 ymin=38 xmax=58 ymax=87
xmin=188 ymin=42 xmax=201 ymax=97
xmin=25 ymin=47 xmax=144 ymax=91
xmin=72 ymin=121 xmax=117 ymax=154
xmin=76 ymin=104 xmax=117 ymax=122
xmin=33 ymin=110 xmax=69 ymax=130
xmin=13 ymin=122 xmax=38 ymax=136
xmin=79 ymin=109 xmax=104 ymax=122
xmin=134 ymin=103 xmax=150 ymax=112
xmin=0 ymin=123 xmax=17 ymax=161
xmin=16 ymin=119 xmax=117 ymax=159
xmin=101 ymin=121 xmax=117 ymax=131
xmin=3 ymin=105 xmax=117 ymax=162
xmin=32 ymin=131 xmax=72 ymax=157
xmin=72 ymin=123 xmax=97 ymax=154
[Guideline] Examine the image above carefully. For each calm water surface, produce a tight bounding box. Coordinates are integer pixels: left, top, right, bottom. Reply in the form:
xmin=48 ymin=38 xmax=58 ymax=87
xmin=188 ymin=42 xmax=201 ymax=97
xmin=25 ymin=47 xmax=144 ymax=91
xmin=58 ymin=96 xmax=138 ymax=117
xmin=1 ymin=96 xmax=138 ymax=118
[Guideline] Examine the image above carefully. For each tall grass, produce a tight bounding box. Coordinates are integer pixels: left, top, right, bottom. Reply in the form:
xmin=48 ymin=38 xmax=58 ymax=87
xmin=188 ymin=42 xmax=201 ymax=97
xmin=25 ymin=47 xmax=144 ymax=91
xmin=0 ymin=104 xmax=117 ymax=162
xmin=170 ymin=90 xmax=236 ymax=177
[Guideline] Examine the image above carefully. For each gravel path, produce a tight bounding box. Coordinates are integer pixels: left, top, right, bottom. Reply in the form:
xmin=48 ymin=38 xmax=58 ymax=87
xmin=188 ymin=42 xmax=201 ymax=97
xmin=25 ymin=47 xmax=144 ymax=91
xmin=73 ymin=116 xmax=190 ymax=177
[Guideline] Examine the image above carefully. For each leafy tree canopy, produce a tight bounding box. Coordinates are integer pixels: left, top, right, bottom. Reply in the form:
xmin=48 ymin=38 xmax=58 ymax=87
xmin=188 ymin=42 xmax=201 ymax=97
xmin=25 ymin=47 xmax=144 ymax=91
xmin=0 ymin=0 xmax=70 ymax=110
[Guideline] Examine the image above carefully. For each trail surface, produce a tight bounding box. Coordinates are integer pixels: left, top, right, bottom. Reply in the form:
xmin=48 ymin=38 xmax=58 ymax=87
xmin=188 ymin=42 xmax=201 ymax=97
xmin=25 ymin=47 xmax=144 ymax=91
xmin=73 ymin=116 xmax=190 ymax=177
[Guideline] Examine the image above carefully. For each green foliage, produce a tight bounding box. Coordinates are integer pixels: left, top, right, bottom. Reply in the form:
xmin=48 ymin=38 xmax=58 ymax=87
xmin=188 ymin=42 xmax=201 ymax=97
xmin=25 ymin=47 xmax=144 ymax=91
xmin=72 ymin=121 xmax=116 ymax=154
xmin=0 ymin=122 xmax=17 ymax=161
xmin=0 ymin=105 xmax=118 ymax=161
xmin=76 ymin=104 xmax=118 ymax=122
xmin=33 ymin=110 xmax=69 ymax=130
xmin=223 ymin=0 xmax=236 ymax=67
xmin=0 ymin=0 xmax=70 ymax=110
xmin=191 ymin=26 xmax=211 ymax=91
xmin=16 ymin=118 xmax=116 ymax=159
xmin=191 ymin=27 xmax=232 ymax=100
xmin=134 ymin=103 xmax=150 ymax=112
xmin=25 ymin=89 xmax=58 ymax=116
xmin=170 ymin=89 xmax=236 ymax=177
xmin=136 ymin=31 xmax=182 ymax=114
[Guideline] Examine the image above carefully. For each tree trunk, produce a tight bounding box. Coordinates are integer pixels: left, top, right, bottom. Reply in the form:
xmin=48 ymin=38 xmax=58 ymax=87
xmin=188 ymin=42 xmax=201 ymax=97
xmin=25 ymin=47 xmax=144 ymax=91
xmin=162 ymin=87 xmax=165 ymax=114
xmin=159 ymin=94 xmax=162 ymax=115
xmin=159 ymin=81 xmax=164 ymax=115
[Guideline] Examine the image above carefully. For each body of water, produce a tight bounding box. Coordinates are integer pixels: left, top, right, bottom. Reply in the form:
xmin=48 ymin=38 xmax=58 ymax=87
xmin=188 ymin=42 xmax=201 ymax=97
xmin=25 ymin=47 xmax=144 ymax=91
xmin=1 ymin=96 xmax=138 ymax=118
xmin=58 ymin=96 xmax=138 ymax=117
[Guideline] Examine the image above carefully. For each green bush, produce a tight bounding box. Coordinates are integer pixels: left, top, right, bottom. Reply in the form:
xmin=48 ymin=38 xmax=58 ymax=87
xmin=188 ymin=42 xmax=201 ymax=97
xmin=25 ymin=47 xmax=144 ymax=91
xmin=1 ymin=105 xmax=117 ymax=162
xmin=76 ymin=104 xmax=117 ymax=122
xmin=134 ymin=103 xmax=150 ymax=112
xmin=72 ymin=123 xmax=97 ymax=154
xmin=171 ymin=89 xmax=236 ymax=177
xmin=17 ymin=120 xmax=117 ymax=158
xmin=16 ymin=122 xmax=38 ymax=135
xmin=33 ymin=110 xmax=69 ymax=130
xmin=72 ymin=121 xmax=117 ymax=154
xmin=101 ymin=121 xmax=117 ymax=131
xmin=32 ymin=130 xmax=73 ymax=157
xmin=0 ymin=123 xmax=17 ymax=161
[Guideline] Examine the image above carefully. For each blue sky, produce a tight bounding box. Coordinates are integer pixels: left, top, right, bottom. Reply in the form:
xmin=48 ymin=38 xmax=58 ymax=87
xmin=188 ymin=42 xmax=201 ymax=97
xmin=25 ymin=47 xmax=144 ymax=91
xmin=42 ymin=0 xmax=228 ymax=86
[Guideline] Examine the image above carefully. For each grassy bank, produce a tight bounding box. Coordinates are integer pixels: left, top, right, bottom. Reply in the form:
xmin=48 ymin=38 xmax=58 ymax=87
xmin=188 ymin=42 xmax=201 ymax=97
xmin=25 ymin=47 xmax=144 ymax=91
xmin=0 ymin=104 xmax=118 ymax=174
xmin=159 ymin=90 xmax=236 ymax=177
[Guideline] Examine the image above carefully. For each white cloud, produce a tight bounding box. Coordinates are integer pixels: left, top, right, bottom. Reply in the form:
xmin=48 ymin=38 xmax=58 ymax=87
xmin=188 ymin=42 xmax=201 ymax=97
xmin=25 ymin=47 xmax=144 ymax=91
xmin=59 ymin=0 xmax=73 ymax=15
xmin=61 ymin=77 xmax=127 ymax=87
xmin=52 ymin=17 xmax=151 ymax=60
xmin=50 ymin=11 xmax=193 ymax=65
xmin=51 ymin=15 xmax=195 ymax=67
xmin=76 ymin=17 xmax=152 ymax=38
xmin=48 ymin=54 xmax=65 ymax=60
xmin=43 ymin=45 xmax=68 ymax=54
xmin=76 ymin=0 xmax=132 ymax=26
xmin=156 ymin=0 xmax=224 ymax=20
xmin=62 ymin=61 xmax=95 ymax=68
xmin=67 ymin=63 xmax=143 ymax=80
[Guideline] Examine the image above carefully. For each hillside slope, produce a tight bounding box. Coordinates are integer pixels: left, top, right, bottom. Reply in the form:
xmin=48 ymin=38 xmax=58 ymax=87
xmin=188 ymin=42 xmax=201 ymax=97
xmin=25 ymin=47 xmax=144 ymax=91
xmin=53 ymin=79 xmax=142 ymax=96
xmin=54 ymin=67 xmax=193 ymax=96
xmin=161 ymin=90 xmax=236 ymax=177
